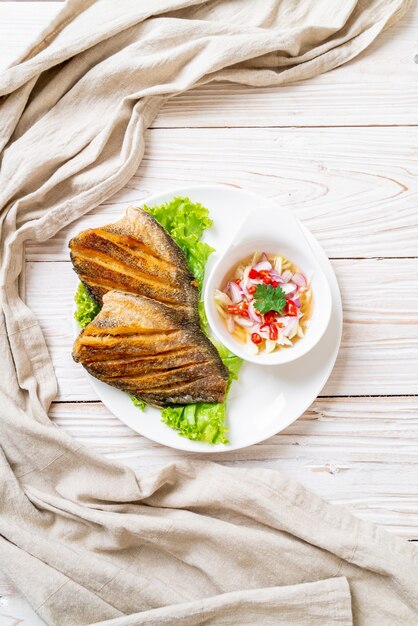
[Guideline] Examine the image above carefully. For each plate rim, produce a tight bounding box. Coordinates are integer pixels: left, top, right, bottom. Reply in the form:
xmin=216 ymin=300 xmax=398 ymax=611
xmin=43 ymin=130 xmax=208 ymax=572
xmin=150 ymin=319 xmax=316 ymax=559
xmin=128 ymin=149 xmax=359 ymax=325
xmin=72 ymin=183 xmax=343 ymax=453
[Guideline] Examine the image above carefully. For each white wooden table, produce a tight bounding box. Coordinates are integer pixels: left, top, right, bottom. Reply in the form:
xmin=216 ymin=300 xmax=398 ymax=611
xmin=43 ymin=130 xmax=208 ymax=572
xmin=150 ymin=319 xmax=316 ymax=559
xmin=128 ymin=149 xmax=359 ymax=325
xmin=1 ymin=2 xmax=418 ymax=624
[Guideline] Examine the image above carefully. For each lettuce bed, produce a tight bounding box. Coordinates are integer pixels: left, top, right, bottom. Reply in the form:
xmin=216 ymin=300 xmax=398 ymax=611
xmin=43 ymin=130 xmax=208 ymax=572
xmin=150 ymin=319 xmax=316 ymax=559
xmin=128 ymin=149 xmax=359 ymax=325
xmin=74 ymin=197 xmax=242 ymax=444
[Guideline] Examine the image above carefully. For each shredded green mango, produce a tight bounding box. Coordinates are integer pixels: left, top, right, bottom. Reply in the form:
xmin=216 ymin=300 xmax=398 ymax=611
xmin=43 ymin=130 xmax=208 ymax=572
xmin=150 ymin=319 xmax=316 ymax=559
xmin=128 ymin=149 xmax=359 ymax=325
xmin=74 ymin=197 xmax=242 ymax=444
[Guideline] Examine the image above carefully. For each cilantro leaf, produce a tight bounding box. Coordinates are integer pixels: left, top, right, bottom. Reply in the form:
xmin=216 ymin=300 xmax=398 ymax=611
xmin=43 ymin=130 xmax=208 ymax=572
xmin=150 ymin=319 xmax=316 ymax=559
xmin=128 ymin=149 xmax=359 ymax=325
xmin=254 ymin=284 xmax=287 ymax=315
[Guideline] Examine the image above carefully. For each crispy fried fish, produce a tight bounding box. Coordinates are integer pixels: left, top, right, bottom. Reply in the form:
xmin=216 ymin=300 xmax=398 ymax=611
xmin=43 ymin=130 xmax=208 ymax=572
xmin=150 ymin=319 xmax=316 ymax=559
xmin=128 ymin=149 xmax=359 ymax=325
xmin=73 ymin=291 xmax=229 ymax=406
xmin=69 ymin=206 xmax=199 ymax=321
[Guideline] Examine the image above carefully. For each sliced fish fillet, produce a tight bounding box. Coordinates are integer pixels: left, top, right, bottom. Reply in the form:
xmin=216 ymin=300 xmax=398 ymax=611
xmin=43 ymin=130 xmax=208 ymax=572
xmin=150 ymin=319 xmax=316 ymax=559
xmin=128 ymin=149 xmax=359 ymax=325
xmin=73 ymin=291 xmax=229 ymax=407
xmin=69 ymin=206 xmax=199 ymax=321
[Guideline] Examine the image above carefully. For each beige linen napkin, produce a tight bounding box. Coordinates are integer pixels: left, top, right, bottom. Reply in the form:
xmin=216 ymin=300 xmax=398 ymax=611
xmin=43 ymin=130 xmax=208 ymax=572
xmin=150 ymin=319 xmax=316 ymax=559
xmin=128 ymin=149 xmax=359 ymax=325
xmin=0 ymin=1 xmax=417 ymax=625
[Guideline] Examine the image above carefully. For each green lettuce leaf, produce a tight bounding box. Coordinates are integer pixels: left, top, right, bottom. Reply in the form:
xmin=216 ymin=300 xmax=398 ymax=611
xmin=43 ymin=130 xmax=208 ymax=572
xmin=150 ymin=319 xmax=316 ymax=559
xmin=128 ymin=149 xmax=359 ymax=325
xmin=130 ymin=396 xmax=146 ymax=411
xmin=143 ymin=197 xmax=214 ymax=289
xmin=161 ymin=403 xmax=228 ymax=444
xmin=74 ymin=197 xmax=242 ymax=445
xmin=74 ymin=283 xmax=100 ymax=328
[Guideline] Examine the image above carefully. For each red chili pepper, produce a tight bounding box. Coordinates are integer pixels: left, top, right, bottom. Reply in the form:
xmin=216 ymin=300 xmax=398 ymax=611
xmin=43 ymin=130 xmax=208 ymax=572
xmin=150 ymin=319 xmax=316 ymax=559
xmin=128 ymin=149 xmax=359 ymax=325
xmin=286 ymin=300 xmax=298 ymax=317
xmin=259 ymin=270 xmax=272 ymax=284
xmin=271 ymin=280 xmax=279 ymax=288
xmin=248 ymin=286 xmax=256 ymax=295
xmin=235 ymin=278 xmax=241 ymax=285
xmin=249 ymin=268 xmax=259 ymax=279
xmin=263 ymin=310 xmax=276 ymax=324
xmin=251 ymin=333 xmax=262 ymax=345
xmin=269 ymin=324 xmax=278 ymax=341
xmin=228 ymin=304 xmax=249 ymax=318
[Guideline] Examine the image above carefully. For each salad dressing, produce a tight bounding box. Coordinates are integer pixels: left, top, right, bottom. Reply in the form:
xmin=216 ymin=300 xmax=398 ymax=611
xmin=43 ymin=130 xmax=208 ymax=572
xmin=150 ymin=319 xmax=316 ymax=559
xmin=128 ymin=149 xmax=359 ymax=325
xmin=214 ymin=251 xmax=312 ymax=355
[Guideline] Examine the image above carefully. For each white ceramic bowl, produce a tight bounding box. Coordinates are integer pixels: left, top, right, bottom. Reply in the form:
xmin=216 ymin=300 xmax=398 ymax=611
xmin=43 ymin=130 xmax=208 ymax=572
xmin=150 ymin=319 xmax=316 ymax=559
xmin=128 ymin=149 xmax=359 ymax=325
xmin=204 ymin=207 xmax=332 ymax=365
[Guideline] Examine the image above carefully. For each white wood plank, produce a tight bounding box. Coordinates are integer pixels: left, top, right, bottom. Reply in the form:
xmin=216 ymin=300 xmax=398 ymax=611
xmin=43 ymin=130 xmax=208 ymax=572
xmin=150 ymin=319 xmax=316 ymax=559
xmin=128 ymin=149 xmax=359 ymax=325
xmin=25 ymin=126 xmax=418 ymax=261
xmin=25 ymin=258 xmax=418 ymax=399
xmin=0 ymin=3 xmax=417 ymax=127
xmin=0 ymin=596 xmax=46 ymax=626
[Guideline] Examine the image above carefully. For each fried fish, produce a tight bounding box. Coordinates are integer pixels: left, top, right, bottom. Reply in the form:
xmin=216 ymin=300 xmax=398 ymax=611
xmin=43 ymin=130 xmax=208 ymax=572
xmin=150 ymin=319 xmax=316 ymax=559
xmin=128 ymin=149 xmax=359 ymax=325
xmin=69 ymin=206 xmax=199 ymax=321
xmin=72 ymin=291 xmax=229 ymax=407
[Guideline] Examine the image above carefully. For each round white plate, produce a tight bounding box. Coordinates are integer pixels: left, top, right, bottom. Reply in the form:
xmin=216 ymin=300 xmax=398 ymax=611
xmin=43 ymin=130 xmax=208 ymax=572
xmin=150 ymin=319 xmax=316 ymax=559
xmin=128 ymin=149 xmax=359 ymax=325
xmin=74 ymin=185 xmax=343 ymax=452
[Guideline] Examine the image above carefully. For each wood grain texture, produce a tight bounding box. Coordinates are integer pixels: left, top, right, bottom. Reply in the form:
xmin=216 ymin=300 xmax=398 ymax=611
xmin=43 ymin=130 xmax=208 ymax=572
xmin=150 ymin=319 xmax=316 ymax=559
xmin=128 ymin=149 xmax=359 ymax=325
xmin=25 ymin=257 xmax=418 ymax=399
xmin=25 ymin=126 xmax=418 ymax=261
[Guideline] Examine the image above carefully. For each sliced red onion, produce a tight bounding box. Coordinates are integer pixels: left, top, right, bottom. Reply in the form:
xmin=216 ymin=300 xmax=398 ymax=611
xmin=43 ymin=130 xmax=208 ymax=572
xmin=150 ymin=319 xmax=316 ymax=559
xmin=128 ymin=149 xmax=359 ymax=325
xmin=251 ymin=322 xmax=268 ymax=339
xmin=234 ymin=316 xmax=254 ymax=328
xmin=261 ymin=252 xmax=270 ymax=263
xmin=226 ymin=316 xmax=235 ymax=333
xmin=241 ymin=265 xmax=251 ymax=290
xmin=292 ymin=273 xmax=307 ymax=288
xmin=259 ymin=326 xmax=270 ymax=340
xmin=248 ymin=301 xmax=261 ymax=323
xmin=228 ymin=281 xmax=243 ymax=303
xmin=214 ymin=289 xmax=232 ymax=306
xmin=282 ymin=317 xmax=297 ymax=337
xmin=254 ymin=260 xmax=272 ymax=272
xmin=281 ymin=282 xmax=297 ymax=295
xmin=269 ymin=270 xmax=285 ymax=283
xmin=282 ymin=269 xmax=293 ymax=283
xmin=293 ymin=298 xmax=301 ymax=308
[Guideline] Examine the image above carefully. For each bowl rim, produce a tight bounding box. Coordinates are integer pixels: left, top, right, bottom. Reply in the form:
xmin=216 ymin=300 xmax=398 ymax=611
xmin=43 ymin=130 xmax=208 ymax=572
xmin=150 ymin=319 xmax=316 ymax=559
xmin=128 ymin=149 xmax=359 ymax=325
xmin=203 ymin=238 xmax=332 ymax=366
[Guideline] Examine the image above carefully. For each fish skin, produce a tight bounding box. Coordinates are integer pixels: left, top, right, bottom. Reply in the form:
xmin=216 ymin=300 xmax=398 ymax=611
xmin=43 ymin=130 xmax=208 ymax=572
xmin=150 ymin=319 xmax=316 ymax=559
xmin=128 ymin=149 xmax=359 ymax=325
xmin=73 ymin=291 xmax=229 ymax=407
xmin=69 ymin=206 xmax=199 ymax=321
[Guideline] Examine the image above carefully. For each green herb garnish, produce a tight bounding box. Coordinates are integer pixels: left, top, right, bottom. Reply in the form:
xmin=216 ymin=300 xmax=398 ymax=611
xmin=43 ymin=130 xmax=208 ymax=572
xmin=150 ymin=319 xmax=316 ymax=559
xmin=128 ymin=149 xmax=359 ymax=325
xmin=254 ymin=283 xmax=287 ymax=315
